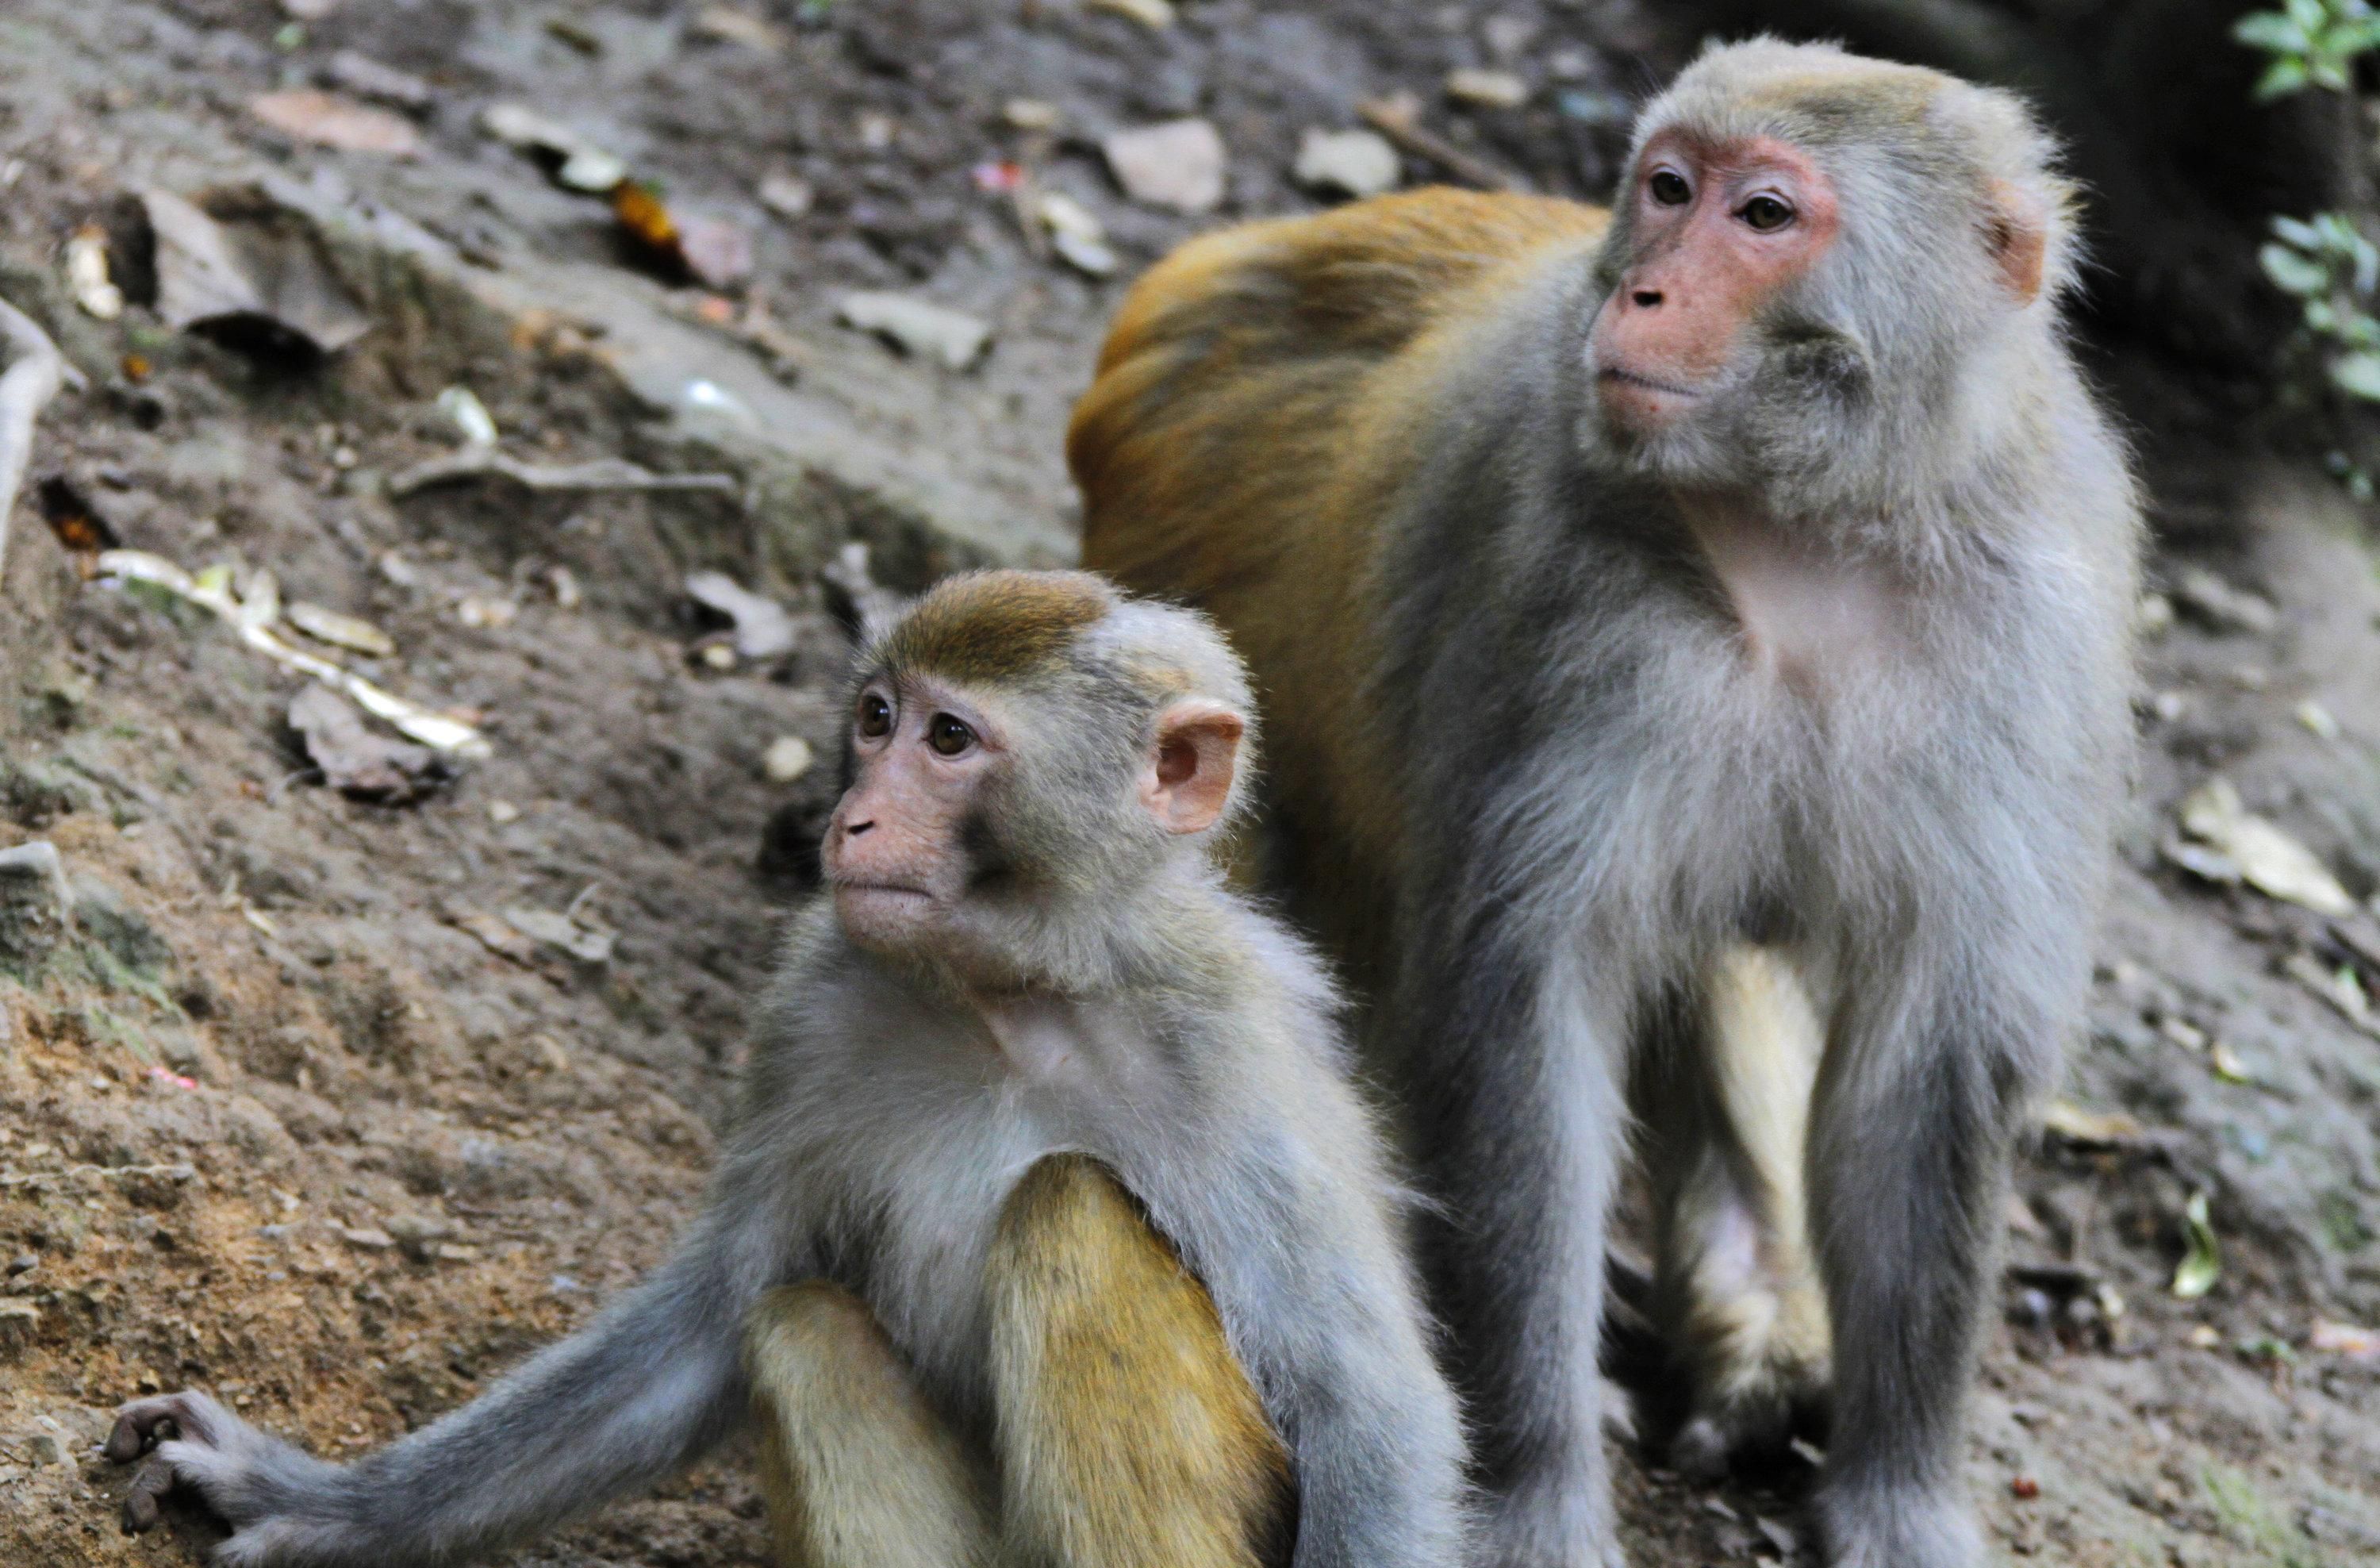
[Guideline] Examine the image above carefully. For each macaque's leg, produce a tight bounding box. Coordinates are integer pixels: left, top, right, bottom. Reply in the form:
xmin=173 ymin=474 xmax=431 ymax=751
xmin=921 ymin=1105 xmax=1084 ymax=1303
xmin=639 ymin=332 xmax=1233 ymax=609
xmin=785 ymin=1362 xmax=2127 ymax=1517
xmin=1652 ymin=945 xmax=1831 ymax=1476
xmin=744 ymin=1282 xmax=995 ymax=1568
xmin=985 ymin=1155 xmax=1294 ymax=1568
xmin=1807 ymin=955 xmax=2033 ymax=1568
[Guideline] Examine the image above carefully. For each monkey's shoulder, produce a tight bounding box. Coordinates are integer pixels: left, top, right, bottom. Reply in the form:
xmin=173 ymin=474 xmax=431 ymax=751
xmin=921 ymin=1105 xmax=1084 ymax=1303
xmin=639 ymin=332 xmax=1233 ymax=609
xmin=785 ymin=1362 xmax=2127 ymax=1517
xmin=1104 ymin=190 xmax=1602 ymax=376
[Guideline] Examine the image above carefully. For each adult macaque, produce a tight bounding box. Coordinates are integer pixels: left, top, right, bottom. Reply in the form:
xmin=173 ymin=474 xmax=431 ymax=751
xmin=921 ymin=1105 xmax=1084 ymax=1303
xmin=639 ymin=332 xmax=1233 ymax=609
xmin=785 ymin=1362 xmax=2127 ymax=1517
xmin=106 ymin=571 xmax=1470 ymax=1568
xmin=1073 ymin=40 xmax=2140 ymax=1568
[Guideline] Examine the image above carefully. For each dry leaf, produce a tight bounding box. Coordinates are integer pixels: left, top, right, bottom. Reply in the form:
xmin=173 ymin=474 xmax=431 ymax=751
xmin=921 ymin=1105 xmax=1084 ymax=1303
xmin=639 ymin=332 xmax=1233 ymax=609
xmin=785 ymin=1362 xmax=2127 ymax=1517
xmin=250 ymin=90 xmax=423 ymax=156
xmin=2171 ymin=1190 xmax=2221 ymax=1300
xmin=2175 ymin=778 xmax=2355 ymax=915
xmin=2041 ymin=1101 xmax=2147 ymax=1151
xmin=286 ymin=601 xmax=396 ymax=659
xmin=288 ymin=684 xmax=447 ymax=803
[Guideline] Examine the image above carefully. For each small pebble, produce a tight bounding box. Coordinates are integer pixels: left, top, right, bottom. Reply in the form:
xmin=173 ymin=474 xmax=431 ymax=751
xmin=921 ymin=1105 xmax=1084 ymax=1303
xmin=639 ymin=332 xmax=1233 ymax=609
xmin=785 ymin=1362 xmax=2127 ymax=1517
xmin=763 ymin=736 xmax=816 ymax=784
xmin=1446 ymin=68 xmax=1530 ymax=110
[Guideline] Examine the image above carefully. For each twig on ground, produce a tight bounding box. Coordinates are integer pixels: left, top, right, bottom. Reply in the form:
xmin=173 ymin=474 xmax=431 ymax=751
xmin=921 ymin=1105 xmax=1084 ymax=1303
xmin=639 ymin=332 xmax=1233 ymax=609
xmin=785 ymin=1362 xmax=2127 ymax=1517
xmin=1357 ymin=95 xmax=1526 ymax=192
xmin=0 ymin=294 xmax=67 ymax=582
xmin=390 ymin=445 xmax=739 ymax=500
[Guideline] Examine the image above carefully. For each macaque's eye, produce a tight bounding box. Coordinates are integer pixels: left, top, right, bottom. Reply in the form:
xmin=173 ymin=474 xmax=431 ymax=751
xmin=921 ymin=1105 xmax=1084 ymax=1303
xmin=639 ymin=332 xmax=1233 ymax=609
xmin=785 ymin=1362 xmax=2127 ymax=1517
xmin=1739 ymin=195 xmax=1795 ymax=232
xmin=857 ymin=693 xmax=893 ymax=738
xmin=927 ymin=714 xmax=977 ymax=756
xmin=1649 ymin=170 xmax=1691 ymax=206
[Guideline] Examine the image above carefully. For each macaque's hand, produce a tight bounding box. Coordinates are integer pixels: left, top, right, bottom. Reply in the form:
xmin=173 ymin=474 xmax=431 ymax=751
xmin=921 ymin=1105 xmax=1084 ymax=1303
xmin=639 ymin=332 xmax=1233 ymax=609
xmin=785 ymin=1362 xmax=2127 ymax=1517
xmin=106 ymin=1391 xmax=340 ymax=1563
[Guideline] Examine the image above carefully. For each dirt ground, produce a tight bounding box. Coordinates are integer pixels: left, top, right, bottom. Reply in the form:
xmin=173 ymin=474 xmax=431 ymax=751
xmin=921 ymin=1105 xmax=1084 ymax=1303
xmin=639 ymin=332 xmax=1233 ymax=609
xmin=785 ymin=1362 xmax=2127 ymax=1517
xmin=2 ymin=3 xmax=2378 ymax=1566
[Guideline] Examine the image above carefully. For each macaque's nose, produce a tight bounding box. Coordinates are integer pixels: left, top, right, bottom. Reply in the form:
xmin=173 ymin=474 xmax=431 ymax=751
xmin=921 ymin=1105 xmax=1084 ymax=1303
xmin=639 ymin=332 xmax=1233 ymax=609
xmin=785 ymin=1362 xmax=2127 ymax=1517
xmin=844 ymin=817 xmax=875 ymax=837
xmin=1631 ymin=288 xmax=1664 ymax=307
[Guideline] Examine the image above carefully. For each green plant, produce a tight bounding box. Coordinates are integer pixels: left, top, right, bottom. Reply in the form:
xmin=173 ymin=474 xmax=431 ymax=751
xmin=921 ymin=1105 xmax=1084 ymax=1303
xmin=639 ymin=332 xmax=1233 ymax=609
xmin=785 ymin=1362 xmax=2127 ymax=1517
xmin=2236 ymin=0 xmax=2380 ymax=98
xmin=2260 ymin=213 xmax=2380 ymax=399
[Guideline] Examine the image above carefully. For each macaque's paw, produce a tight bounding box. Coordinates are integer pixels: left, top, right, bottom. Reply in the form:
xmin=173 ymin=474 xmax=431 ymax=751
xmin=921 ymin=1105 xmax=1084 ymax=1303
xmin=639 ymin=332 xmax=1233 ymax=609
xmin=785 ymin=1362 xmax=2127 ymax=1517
xmin=1667 ymin=1372 xmax=1829 ymax=1482
xmin=1817 ymin=1482 xmax=1984 ymax=1568
xmin=106 ymin=1390 xmax=340 ymax=1558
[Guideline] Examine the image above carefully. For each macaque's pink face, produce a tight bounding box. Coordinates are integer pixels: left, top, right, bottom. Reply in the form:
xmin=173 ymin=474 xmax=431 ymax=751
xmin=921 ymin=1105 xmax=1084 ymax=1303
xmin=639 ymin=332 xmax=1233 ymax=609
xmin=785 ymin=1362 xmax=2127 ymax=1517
xmin=1589 ymin=131 xmax=1841 ymax=433
xmin=823 ymin=676 xmax=1001 ymax=954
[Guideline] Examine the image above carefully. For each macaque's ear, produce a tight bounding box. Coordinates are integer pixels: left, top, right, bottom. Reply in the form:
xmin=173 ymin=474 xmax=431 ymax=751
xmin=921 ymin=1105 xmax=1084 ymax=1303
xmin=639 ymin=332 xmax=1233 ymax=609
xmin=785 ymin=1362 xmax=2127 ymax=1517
xmin=1140 ymin=700 xmax=1245 ymax=836
xmin=1984 ymin=178 xmax=2049 ymax=305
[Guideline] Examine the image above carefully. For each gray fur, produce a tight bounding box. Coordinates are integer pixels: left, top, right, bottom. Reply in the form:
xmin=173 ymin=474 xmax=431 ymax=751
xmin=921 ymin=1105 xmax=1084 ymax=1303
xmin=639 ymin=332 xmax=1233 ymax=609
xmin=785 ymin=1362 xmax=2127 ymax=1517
xmin=1348 ymin=40 xmax=2137 ymax=1568
xmin=107 ymin=594 xmax=1470 ymax=1568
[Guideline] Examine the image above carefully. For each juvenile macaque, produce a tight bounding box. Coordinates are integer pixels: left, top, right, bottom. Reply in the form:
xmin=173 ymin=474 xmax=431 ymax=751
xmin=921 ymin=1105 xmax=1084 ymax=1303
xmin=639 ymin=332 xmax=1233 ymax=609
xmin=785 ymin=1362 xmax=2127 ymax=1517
xmin=106 ymin=570 xmax=1470 ymax=1568
xmin=1074 ymin=40 xmax=2140 ymax=1568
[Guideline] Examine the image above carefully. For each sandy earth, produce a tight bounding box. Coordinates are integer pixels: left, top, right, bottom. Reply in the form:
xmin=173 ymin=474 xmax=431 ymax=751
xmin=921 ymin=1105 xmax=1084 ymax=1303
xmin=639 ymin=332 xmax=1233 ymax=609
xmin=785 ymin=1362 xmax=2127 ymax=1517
xmin=2 ymin=3 xmax=2378 ymax=1566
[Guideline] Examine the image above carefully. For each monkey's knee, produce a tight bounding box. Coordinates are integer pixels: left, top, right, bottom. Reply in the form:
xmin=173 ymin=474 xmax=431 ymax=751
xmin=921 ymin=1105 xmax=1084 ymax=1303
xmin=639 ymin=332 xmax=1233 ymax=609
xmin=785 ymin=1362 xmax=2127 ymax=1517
xmin=744 ymin=1283 xmax=993 ymax=1568
xmin=987 ymin=1155 xmax=1292 ymax=1568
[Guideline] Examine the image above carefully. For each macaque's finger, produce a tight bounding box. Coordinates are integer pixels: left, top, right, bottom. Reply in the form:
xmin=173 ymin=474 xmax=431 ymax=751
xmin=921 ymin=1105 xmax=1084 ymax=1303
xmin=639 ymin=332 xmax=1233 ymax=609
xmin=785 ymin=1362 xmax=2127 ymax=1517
xmin=121 ymin=1455 xmax=178 ymax=1532
xmin=107 ymin=1391 xmax=224 ymax=1462
xmin=106 ymin=1403 xmax=178 ymax=1463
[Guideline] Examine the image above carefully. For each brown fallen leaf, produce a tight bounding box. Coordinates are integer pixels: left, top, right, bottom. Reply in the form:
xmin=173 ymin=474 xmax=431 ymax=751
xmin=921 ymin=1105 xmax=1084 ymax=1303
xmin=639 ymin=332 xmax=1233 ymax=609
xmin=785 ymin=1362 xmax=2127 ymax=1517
xmin=288 ymin=684 xmax=447 ymax=803
xmin=250 ymin=90 xmax=423 ymax=157
xmin=614 ymin=181 xmax=681 ymax=257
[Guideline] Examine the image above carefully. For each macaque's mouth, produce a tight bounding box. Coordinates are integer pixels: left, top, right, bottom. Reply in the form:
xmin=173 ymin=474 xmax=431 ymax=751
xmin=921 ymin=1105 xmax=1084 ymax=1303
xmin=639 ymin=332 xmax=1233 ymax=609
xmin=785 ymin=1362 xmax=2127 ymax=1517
xmin=833 ymin=882 xmax=935 ymax=903
xmin=1599 ymin=367 xmax=1702 ymax=399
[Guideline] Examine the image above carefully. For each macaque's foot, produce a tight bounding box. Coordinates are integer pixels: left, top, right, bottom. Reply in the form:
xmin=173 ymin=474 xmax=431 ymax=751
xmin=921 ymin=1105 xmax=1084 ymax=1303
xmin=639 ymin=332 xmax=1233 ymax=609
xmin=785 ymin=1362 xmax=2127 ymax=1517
xmin=106 ymin=1391 xmax=344 ymax=1563
xmin=1817 ymin=1482 xmax=1984 ymax=1568
xmin=1667 ymin=1360 xmax=1829 ymax=1482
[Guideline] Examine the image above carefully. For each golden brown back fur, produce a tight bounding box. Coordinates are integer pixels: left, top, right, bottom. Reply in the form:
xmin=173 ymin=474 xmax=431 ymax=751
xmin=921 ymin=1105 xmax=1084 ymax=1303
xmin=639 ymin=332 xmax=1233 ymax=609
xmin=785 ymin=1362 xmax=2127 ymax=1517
xmin=1072 ymin=189 xmax=1608 ymax=894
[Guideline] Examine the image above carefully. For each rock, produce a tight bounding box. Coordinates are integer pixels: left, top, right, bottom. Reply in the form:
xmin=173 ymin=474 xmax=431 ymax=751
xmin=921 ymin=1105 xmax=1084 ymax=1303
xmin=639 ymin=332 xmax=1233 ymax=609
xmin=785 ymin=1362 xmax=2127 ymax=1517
xmin=386 ymin=1213 xmax=454 ymax=1263
xmin=1293 ymin=128 xmax=1401 ymax=199
xmin=340 ymin=1225 xmax=395 ymax=1249
xmin=139 ymin=188 xmax=374 ymax=359
xmin=1101 ymin=119 xmax=1227 ymax=214
xmin=0 ymin=842 xmax=73 ymax=978
xmin=685 ymin=571 xmax=797 ymax=660
xmin=678 ymin=217 xmax=754 ymax=291
xmin=0 ymin=1298 xmax=40 ymax=1358
xmin=835 ymin=292 xmax=993 ymax=372
xmin=758 ymin=173 xmax=814 ymax=220
xmin=1446 ymin=68 xmax=1530 ymax=110
xmin=68 ymin=874 xmax=174 ymax=974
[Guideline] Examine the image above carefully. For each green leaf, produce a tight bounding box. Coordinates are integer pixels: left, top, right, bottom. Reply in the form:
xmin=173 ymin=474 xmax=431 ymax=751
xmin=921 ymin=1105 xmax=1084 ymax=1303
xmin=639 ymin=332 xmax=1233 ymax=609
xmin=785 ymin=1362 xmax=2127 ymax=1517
xmin=2273 ymin=213 xmax=2324 ymax=248
xmin=2315 ymin=210 xmax=2363 ymax=248
xmin=2312 ymin=56 xmax=2354 ymax=89
xmin=2172 ymin=1190 xmax=2222 ymax=1300
xmin=2257 ymin=56 xmax=2315 ymax=96
xmin=2261 ymin=242 xmax=2331 ymax=294
xmin=2232 ymin=11 xmax=2307 ymax=49
xmin=2287 ymin=0 xmax=2330 ymax=31
xmin=2328 ymin=350 xmax=2380 ymax=399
